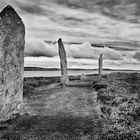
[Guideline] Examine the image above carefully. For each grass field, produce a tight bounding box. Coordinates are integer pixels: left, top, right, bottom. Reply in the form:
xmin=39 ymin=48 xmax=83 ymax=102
xmin=0 ymin=73 xmax=140 ymax=140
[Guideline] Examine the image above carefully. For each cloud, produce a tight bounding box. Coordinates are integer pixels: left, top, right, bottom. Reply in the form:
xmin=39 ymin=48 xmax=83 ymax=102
xmin=1 ymin=0 xmax=140 ymax=47
xmin=18 ymin=5 xmax=44 ymax=15
xmin=101 ymin=47 xmax=122 ymax=60
xmin=1 ymin=0 xmax=140 ymax=70
xmin=67 ymin=42 xmax=123 ymax=60
xmin=24 ymin=55 xmax=140 ymax=70
xmin=25 ymin=39 xmax=123 ymax=61
xmin=1 ymin=0 xmax=140 ymax=44
xmin=133 ymin=52 xmax=140 ymax=60
xmin=25 ymin=39 xmax=57 ymax=57
xmin=67 ymin=42 xmax=100 ymax=59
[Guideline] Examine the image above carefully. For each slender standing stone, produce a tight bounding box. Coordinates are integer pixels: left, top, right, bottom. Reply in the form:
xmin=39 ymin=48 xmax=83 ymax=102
xmin=58 ymin=38 xmax=68 ymax=85
xmin=0 ymin=5 xmax=25 ymax=122
xmin=98 ymin=54 xmax=103 ymax=76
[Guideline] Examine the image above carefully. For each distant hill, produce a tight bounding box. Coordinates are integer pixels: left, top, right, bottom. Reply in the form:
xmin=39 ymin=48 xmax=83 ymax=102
xmin=24 ymin=67 xmax=98 ymax=71
xmin=24 ymin=67 xmax=139 ymax=72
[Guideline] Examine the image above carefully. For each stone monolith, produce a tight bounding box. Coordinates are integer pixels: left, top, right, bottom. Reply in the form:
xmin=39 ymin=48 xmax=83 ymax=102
xmin=0 ymin=5 xmax=25 ymax=122
xmin=58 ymin=38 xmax=68 ymax=85
xmin=99 ymin=54 xmax=103 ymax=76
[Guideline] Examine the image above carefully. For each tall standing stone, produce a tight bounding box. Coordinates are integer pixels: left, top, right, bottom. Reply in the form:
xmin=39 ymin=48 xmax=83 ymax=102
xmin=58 ymin=38 xmax=68 ymax=85
xmin=98 ymin=54 xmax=103 ymax=76
xmin=0 ymin=5 xmax=25 ymax=122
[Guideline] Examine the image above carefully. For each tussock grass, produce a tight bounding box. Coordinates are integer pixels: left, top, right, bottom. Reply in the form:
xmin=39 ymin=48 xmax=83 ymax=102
xmin=95 ymin=73 xmax=140 ymax=140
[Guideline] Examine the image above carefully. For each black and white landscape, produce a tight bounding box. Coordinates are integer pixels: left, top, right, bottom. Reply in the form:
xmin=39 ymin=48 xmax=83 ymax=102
xmin=0 ymin=0 xmax=140 ymax=140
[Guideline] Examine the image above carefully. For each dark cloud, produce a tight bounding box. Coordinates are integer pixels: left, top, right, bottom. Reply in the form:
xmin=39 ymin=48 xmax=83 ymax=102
xmin=50 ymin=0 xmax=140 ymax=23
xmin=4 ymin=0 xmax=140 ymax=23
xmin=1 ymin=0 xmax=140 ymax=44
xmin=64 ymin=17 xmax=83 ymax=22
xmin=18 ymin=5 xmax=44 ymax=15
xmin=133 ymin=52 xmax=140 ymax=60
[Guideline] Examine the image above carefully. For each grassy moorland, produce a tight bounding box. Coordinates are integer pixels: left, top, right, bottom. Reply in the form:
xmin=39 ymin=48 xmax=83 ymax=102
xmin=93 ymin=73 xmax=140 ymax=140
xmin=0 ymin=73 xmax=140 ymax=140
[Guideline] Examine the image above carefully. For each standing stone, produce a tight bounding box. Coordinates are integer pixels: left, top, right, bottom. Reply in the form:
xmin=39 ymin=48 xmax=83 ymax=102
xmin=0 ymin=5 xmax=25 ymax=122
xmin=80 ymin=74 xmax=87 ymax=81
xmin=58 ymin=38 xmax=68 ymax=85
xmin=98 ymin=54 xmax=103 ymax=76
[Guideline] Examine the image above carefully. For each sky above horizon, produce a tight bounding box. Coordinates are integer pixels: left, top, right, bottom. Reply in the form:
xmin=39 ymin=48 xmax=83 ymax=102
xmin=1 ymin=0 xmax=140 ymax=70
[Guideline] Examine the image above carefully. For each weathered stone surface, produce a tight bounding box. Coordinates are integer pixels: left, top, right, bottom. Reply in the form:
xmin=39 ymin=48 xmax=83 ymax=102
xmin=58 ymin=38 xmax=68 ymax=85
xmin=0 ymin=5 xmax=25 ymax=122
xmin=98 ymin=54 xmax=103 ymax=76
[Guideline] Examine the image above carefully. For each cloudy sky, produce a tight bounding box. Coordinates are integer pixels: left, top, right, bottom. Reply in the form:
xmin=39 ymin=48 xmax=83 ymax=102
xmin=1 ymin=0 xmax=140 ymax=70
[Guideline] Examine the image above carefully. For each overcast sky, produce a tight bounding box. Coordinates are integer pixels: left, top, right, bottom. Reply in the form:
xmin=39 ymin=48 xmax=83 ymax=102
xmin=1 ymin=0 xmax=140 ymax=70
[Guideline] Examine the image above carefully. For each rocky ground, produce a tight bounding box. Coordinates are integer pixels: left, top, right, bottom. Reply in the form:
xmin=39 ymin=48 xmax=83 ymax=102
xmin=0 ymin=73 xmax=140 ymax=140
